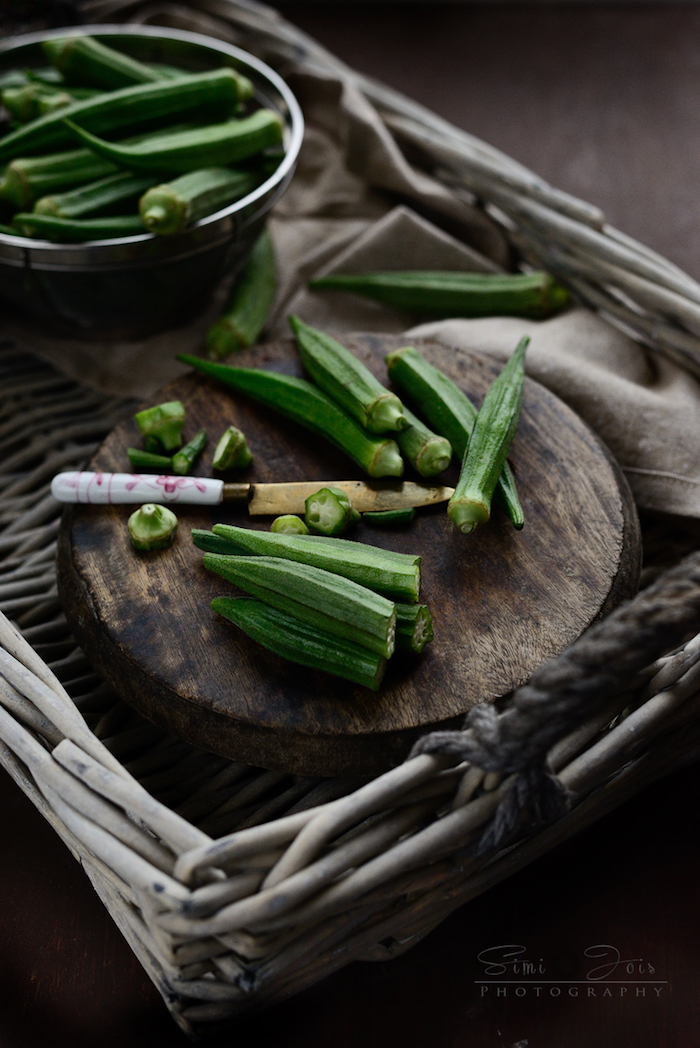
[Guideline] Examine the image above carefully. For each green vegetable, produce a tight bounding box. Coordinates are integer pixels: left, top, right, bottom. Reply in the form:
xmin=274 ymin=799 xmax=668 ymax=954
xmin=177 ymin=355 xmax=404 ymax=479
xmin=128 ymin=503 xmax=178 ymax=550
xmin=11 ymin=212 xmax=144 ymax=242
xmin=42 ymin=35 xmax=164 ymax=90
xmin=0 ymin=68 xmax=242 ymax=162
xmin=134 ymin=401 xmax=185 ymax=452
xmin=289 ymin=315 xmax=407 ymax=434
xmin=305 ymin=486 xmax=360 ymax=537
xmin=448 ymin=336 xmax=529 ymax=534
xmin=38 ymin=89 xmax=103 ymax=116
xmin=206 ymin=227 xmax=276 ymax=357
xmin=271 ymin=515 xmax=309 ymax=535
xmin=310 ymin=270 xmax=569 ymax=319
xmin=395 ymin=603 xmax=433 ymax=653
xmin=25 ymin=68 xmax=65 ymax=87
xmin=203 ymin=553 xmax=397 ymax=658
xmin=171 ymin=428 xmax=207 ymax=475
xmin=34 ymin=170 xmax=157 ymax=219
xmin=386 ymin=345 xmax=524 ymax=529
xmin=0 ymin=148 xmax=116 ymax=210
xmin=0 ymin=71 xmax=29 ymax=91
xmin=212 ymin=597 xmax=387 ymax=690
xmin=192 ymin=524 xmax=421 ymax=603
xmin=2 ymin=83 xmax=74 ymax=123
xmin=363 ymin=508 xmax=416 ymax=528
xmin=394 ymin=405 xmax=451 ymax=477
xmin=0 ymin=124 xmax=200 ymax=210
xmin=211 ymin=425 xmax=253 ymax=469
xmin=127 ymin=448 xmax=172 ymax=472
xmin=139 ymin=166 xmax=257 ymax=235
xmin=146 ymin=60 xmax=254 ymax=101
xmin=64 ymin=108 xmax=284 ymax=174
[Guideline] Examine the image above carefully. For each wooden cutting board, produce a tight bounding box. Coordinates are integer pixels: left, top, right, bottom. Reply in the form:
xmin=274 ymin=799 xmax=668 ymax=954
xmin=57 ymin=334 xmax=641 ymax=776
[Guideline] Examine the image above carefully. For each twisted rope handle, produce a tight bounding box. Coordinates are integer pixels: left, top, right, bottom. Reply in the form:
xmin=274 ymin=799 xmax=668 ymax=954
xmin=411 ymin=550 xmax=700 ymax=851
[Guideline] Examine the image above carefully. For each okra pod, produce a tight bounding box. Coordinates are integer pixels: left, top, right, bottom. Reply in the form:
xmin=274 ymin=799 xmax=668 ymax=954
xmin=139 ymin=167 xmax=257 ymax=235
xmin=134 ymin=401 xmax=185 ymax=452
xmin=34 ymin=170 xmax=157 ymax=219
xmin=0 ymin=68 xmax=242 ymax=161
xmin=386 ymin=346 xmax=524 ymax=529
xmin=0 ymin=124 xmax=198 ymax=210
xmin=448 ymin=336 xmax=529 ymax=534
xmin=304 ymin=486 xmax=359 ymax=536
xmin=394 ymin=405 xmax=452 ymax=477
xmin=11 ymin=212 xmax=145 ymax=242
xmin=212 ymin=425 xmax=253 ymax=469
xmin=64 ymin=108 xmax=284 ymax=174
xmin=177 ymin=354 xmax=404 ymax=478
xmin=206 ymin=227 xmax=276 ymax=357
xmin=395 ymin=603 xmax=433 ymax=653
xmin=42 ymin=35 xmax=164 ymax=90
xmin=271 ymin=515 xmax=309 ymax=535
xmin=128 ymin=503 xmax=178 ymax=550
xmin=193 ymin=524 xmax=421 ymax=602
xmin=2 ymin=83 xmax=73 ymax=123
xmin=171 ymin=428 xmax=207 ymax=475
xmin=0 ymin=148 xmax=118 ymax=209
xmin=212 ymin=596 xmax=387 ymax=690
xmin=126 ymin=448 xmax=172 ymax=472
xmin=289 ymin=315 xmax=408 ymax=433
xmin=203 ymin=554 xmax=397 ymax=658
xmin=310 ymin=270 xmax=569 ymax=319
xmin=43 ymin=36 xmax=255 ymax=101
xmin=363 ymin=508 xmax=416 ymax=528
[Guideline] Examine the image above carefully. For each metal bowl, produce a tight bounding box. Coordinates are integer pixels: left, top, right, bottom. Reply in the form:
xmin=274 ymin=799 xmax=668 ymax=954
xmin=0 ymin=25 xmax=304 ymax=338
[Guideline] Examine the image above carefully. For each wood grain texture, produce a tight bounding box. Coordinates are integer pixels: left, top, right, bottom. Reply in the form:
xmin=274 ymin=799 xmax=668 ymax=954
xmin=57 ymin=334 xmax=640 ymax=776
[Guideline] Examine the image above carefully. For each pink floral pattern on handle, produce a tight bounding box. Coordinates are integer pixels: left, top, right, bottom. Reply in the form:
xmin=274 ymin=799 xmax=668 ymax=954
xmin=51 ymin=472 xmax=224 ymax=505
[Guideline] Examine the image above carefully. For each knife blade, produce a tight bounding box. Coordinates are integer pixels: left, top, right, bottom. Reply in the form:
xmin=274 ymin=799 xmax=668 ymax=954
xmin=51 ymin=472 xmax=454 ymax=514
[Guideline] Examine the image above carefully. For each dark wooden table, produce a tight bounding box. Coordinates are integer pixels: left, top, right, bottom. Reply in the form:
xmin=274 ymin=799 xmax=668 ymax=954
xmin=3 ymin=5 xmax=700 ymax=1046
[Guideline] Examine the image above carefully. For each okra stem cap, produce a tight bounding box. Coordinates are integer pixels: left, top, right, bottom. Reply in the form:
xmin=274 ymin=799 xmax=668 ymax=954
xmin=128 ymin=503 xmax=178 ymax=550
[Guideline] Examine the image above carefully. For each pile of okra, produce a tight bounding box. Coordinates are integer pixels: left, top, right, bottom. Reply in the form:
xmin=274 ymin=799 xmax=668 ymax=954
xmin=0 ymin=34 xmax=285 ymax=241
xmin=174 ymin=318 xmax=531 ymax=689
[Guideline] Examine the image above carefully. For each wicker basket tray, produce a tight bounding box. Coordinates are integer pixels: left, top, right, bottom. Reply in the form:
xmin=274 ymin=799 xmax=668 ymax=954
xmin=3 ymin=1 xmax=700 ymax=1038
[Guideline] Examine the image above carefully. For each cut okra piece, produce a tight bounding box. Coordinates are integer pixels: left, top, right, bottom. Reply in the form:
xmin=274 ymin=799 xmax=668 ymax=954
xmin=212 ymin=597 xmax=387 ymax=690
xmin=305 ymin=486 xmax=359 ymax=537
xmin=448 ymin=336 xmax=528 ymax=534
xmin=203 ymin=553 xmax=397 ymax=658
xmin=363 ymin=507 xmax=416 ymax=528
xmin=177 ymin=355 xmax=404 ymax=479
xmin=212 ymin=425 xmax=253 ymax=469
xmin=172 ymin=428 xmax=207 ymax=475
xmin=386 ymin=345 xmax=524 ymax=529
xmin=395 ymin=603 xmax=433 ymax=653
xmin=134 ymin=400 xmax=185 ymax=452
xmin=128 ymin=503 xmax=178 ymax=550
xmin=395 ymin=405 xmax=452 ymax=478
xmin=127 ymin=447 xmax=172 ymax=472
xmin=194 ymin=524 xmax=422 ymax=602
xmin=271 ymin=515 xmax=309 ymax=535
xmin=289 ymin=315 xmax=408 ymax=433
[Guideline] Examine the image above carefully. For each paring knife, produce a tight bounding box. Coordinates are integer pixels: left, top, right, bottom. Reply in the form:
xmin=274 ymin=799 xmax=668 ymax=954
xmin=51 ymin=472 xmax=454 ymax=515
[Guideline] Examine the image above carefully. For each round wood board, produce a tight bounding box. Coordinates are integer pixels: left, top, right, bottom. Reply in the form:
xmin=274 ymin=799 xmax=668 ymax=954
xmin=57 ymin=334 xmax=641 ymax=776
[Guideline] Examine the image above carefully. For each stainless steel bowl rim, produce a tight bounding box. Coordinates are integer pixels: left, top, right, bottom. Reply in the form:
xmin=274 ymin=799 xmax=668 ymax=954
xmin=0 ymin=25 xmax=304 ymax=259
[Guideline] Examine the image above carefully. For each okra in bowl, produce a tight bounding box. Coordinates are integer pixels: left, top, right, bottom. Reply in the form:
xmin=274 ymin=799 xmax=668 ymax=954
xmin=0 ymin=25 xmax=304 ymax=336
